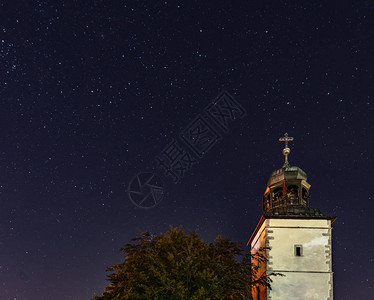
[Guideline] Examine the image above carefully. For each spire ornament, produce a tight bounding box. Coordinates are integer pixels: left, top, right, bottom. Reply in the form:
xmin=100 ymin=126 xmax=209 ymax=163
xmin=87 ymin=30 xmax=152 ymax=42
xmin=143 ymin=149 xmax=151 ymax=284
xmin=279 ymin=132 xmax=294 ymax=168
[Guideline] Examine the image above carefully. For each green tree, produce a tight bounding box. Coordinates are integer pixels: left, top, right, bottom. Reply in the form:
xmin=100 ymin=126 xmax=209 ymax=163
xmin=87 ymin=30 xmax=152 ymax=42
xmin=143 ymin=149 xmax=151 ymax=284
xmin=93 ymin=227 xmax=280 ymax=300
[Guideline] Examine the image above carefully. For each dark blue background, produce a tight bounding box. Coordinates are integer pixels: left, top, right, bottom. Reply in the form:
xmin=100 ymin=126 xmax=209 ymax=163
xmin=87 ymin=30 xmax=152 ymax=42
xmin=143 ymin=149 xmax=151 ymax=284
xmin=1 ymin=1 xmax=373 ymax=299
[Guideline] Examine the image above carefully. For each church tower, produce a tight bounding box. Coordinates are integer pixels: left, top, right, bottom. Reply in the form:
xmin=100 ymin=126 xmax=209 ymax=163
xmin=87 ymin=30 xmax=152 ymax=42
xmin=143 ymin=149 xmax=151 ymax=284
xmin=248 ymin=133 xmax=336 ymax=300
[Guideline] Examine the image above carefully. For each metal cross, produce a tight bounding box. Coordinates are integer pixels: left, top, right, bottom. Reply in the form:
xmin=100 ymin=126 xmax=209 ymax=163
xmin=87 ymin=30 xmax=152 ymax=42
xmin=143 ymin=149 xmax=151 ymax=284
xmin=279 ymin=132 xmax=294 ymax=148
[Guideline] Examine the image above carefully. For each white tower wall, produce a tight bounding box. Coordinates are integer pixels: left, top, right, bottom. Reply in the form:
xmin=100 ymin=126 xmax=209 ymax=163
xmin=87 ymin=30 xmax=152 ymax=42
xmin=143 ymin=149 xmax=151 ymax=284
xmin=250 ymin=218 xmax=333 ymax=300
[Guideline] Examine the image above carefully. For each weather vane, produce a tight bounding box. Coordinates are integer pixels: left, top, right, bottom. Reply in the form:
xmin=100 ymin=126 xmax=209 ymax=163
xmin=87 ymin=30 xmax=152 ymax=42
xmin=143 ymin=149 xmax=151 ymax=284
xmin=279 ymin=132 xmax=293 ymax=167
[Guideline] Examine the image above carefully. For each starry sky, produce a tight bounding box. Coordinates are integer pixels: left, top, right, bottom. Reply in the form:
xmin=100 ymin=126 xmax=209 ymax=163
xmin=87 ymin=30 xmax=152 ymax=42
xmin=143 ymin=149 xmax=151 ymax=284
xmin=1 ymin=1 xmax=373 ymax=299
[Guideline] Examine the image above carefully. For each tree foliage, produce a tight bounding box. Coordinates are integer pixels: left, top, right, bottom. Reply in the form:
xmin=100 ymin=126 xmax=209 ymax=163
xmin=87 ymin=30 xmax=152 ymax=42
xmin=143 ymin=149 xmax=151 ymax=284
xmin=93 ymin=227 xmax=280 ymax=300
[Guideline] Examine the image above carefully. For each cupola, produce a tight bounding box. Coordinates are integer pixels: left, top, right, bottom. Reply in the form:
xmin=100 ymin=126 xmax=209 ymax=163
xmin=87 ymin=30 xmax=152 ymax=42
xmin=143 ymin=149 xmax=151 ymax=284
xmin=262 ymin=133 xmax=324 ymax=217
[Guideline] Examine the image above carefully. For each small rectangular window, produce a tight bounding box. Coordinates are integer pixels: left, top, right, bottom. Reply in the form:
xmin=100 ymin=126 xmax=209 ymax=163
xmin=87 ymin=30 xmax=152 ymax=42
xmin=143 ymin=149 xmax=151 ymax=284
xmin=295 ymin=245 xmax=303 ymax=256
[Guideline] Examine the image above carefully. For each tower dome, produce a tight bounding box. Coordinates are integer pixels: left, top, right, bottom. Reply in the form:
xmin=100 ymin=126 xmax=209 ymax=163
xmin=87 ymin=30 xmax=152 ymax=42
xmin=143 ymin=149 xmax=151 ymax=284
xmin=262 ymin=133 xmax=324 ymax=217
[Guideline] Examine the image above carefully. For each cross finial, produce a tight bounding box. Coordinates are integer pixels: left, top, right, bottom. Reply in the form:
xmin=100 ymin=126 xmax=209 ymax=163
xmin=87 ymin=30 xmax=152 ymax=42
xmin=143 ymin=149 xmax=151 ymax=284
xmin=279 ymin=133 xmax=294 ymax=168
xmin=279 ymin=132 xmax=294 ymax=148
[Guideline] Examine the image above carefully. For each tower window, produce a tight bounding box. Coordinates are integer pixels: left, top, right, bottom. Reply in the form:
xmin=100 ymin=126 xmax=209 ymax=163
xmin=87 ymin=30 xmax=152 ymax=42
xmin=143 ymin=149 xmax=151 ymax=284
xmin=295 ymin=245 xmax=303 ymax=256
xmin=287 ymin=185 xmax=299 ymax=204
xmin=302 ymin=187 xmax=309 ymax=205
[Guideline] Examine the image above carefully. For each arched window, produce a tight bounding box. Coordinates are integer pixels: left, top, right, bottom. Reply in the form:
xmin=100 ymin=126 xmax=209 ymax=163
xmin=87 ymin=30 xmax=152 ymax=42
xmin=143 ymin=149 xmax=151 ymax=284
xmin=272 ymin=187 xmax=283 ymax=207
xmin=287 ymin=185 xmax=298 ymax=204
xmin=302 ymin=187 xmax=309 ymax=200
xmin=301 ymin=187 xmax=309 ymax=205
xmin=273 ymin=188 xmax=282 ymax=201
xmin=287 ymin=185 xmax=298 ymax=196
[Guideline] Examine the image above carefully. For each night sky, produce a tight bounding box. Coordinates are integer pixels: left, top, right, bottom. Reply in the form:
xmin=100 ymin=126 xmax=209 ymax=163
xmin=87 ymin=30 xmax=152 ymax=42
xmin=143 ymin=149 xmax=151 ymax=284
xmin=1 ymin=1 xmax=373 ymax=299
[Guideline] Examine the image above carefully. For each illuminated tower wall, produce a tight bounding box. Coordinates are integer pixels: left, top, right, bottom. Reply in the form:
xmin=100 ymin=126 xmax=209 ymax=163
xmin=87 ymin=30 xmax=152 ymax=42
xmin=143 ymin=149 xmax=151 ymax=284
xmin=248 ymin=134 xmax=336 ymax=300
